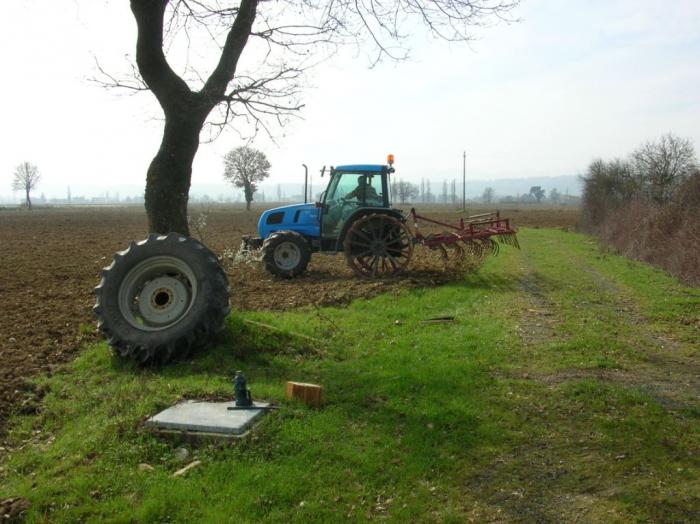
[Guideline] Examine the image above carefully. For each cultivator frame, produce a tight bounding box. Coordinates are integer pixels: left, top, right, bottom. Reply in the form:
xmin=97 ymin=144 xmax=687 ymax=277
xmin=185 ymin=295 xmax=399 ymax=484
xmin=409 ymin=209 xmax=520 ymax=263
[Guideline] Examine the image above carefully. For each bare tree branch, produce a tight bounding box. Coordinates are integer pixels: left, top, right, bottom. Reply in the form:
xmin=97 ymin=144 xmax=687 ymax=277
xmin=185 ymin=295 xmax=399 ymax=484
xmin=101 ymin=0 xmax=519 ymax=138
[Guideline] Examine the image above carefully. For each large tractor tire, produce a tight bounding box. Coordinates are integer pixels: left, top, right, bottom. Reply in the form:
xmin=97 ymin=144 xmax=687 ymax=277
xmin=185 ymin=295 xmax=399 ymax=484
xmin=261 ymin=230 xmax=311 ymax=278
xmin=344 ymin=213 xmax=413 ymax=278
xmin=94 ymin=233 xmax=230 ymax=364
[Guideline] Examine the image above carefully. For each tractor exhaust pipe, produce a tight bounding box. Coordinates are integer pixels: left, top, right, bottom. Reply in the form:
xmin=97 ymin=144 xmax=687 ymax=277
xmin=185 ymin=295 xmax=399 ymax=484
xmin=302 ymin=164 xmax=308 ymax=203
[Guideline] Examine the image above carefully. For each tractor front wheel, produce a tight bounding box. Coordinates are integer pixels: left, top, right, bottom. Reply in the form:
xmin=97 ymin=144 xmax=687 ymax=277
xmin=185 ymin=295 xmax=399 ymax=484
xmin=262 ymin=231 xmax=311 ymax=278
xmin=344 ymin=214 xmax=413 ymax=278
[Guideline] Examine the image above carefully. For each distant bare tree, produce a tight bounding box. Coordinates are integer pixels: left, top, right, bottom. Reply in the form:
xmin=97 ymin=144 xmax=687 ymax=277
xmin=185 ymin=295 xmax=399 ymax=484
xmin=12 ymin=162 xmax=41 ymax=210
xmin=548 ymin=188 xmax=561 ymax=204
xmin=632 ymin=133 xmax=697 ymax=203
xmin=482 ymin=186 xmax=495 ymax=204
xmin=223 ymin=146 xmax=271 ymax=210
xmin=395 ymin=180 xmax=419 ymax=204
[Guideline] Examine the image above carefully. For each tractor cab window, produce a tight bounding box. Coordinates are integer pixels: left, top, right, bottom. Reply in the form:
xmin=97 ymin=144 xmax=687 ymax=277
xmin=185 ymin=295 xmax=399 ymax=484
xmin=322 ymin=171 xmax=383 ymax=236
xmin=325 ymin=172 xmax=381 ymax=205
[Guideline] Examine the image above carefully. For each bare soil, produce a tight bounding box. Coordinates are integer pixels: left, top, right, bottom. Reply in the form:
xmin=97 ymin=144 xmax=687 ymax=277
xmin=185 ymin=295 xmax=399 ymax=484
xmin=0 ymin=204 xmax=579 ymax=431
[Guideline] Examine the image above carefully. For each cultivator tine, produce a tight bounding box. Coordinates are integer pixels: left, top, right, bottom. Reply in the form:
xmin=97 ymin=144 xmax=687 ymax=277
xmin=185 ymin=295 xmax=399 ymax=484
xmin=447 ymin=242 xmax=466 ymax=263
xmin=496 ymin=232 xmax=520 ymax=249
xmin=487 ymin=238 xmax=500 ymax=256
xmin=440 ymin=234 xmax=467 ymax=265
xmin=461 ymin=240 xmax=476 ymax=259
xmin=462 ymin=239 xmax=486 ymax=260
xmin=509 ymin=233 xmax=521 ymax=249
xmin=424 ymin=234 xmax=448 ymax=264
xmin=428 ymin=243 xmax=449 ymax=263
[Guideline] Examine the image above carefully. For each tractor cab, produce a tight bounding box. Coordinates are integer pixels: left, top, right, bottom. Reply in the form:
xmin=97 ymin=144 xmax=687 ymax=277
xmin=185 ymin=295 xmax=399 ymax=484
xmin=253 ymin=158 xmax=398 ymax=251
xmin=319 ymin=164 xmax=392 ymax=242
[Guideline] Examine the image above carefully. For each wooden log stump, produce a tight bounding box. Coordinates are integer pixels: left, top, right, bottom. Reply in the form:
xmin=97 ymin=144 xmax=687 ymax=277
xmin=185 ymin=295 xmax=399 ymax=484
xmin=285 ymin=381 xmax=323 ymax=407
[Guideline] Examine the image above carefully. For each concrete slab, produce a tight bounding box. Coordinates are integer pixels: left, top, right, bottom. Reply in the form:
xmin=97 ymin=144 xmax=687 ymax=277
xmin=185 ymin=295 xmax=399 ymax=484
xmin=145 ymin=400 xmax=270 ymax=437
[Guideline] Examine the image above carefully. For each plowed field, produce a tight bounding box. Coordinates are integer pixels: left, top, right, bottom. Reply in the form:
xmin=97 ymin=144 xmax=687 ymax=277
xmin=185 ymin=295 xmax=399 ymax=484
xmin=0 ymin=204 xmax=578 ymax=430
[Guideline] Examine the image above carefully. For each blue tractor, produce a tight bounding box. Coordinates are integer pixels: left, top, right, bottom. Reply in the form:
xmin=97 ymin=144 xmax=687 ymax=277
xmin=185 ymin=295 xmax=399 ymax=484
xmin=243 ymin=155 xmax=414 ymax=278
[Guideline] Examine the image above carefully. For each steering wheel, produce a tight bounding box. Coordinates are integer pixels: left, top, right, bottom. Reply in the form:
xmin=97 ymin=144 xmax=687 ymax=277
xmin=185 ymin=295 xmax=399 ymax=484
xmin=333 ymin=197 xmax=352 ymax=207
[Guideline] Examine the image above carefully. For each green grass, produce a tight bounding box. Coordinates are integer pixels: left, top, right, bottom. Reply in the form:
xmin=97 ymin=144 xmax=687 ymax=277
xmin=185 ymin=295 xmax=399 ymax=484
xmin=1 ymin=229 xmax=699 ymax=522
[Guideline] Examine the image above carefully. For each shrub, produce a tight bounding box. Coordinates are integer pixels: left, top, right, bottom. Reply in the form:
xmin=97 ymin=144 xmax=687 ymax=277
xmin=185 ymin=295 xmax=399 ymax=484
xmin=599 ymin=171 xmax=700 ymax=286
xmin=579 ymin=158 xmax=638 ymax=230
xmin=579 ymin=133 xmax=699 ymax=286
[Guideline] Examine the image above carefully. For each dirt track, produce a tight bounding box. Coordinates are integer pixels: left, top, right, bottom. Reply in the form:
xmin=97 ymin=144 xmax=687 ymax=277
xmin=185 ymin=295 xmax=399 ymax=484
xmin=0 ymin=204 xmax=579 ymax=431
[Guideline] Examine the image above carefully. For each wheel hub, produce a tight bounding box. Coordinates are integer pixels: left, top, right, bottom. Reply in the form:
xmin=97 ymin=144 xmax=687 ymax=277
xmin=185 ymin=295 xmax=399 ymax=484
xmin=152 ymin=288 xmax=173 ymax=309
xmin=137 ymin=276 xmax=190 ymax=326
xmin=344 ymin=214 xmax=414 ymax=278
xmin=273 ymin=242 xmax=301 ymax=270
xmin=370 ymin=240 xmax=386 ymax=256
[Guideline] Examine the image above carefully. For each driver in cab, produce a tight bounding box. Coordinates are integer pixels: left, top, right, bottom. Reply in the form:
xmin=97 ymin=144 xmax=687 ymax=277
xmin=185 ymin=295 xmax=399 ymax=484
xmin=324 ymin=175 xmax=381 ymax=233
xmin=345 ymin=175 xmax=379 ymax=203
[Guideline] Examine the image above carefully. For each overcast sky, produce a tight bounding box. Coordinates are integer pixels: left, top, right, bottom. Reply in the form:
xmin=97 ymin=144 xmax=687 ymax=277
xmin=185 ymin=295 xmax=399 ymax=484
xmin=1 ymin=0 xmax=698 ymax=200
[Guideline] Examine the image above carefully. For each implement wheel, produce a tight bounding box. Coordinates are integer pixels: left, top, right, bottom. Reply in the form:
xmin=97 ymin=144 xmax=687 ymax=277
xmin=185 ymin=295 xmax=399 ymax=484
xmin=343 ymin=213 xmax=413 ymax=278
xmin=94 ymin=233 xmax=230 ymax=364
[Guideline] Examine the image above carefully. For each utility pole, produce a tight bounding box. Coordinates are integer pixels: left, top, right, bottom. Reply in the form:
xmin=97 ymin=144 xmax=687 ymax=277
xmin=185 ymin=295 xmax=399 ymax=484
xmin=462 ymin=151 xmax=466 ymax=210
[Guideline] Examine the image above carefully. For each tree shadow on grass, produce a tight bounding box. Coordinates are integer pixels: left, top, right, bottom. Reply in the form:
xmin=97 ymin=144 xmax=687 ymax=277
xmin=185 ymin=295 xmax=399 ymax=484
xmin=110 ymin=316 xmax=323 ymax=385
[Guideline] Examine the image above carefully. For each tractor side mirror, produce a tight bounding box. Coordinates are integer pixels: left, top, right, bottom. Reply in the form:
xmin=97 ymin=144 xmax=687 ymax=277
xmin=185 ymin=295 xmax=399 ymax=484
xmin=315 ymin=201 xmax=324 ymax=209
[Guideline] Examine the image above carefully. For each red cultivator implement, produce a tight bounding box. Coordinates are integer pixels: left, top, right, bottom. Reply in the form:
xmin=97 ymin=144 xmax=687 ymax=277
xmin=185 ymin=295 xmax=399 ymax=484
xmin=409 ymin=209 xmax=520 ymax=263
xmin=341 ymin=209 xmax=520 ymax=278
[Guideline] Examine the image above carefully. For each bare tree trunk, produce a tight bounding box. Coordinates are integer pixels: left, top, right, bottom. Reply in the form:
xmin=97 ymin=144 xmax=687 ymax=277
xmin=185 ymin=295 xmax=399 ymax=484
xmin=145 ymin=110 xmax=206 ymax=235
xmin=25 ymin=188 xmax=31 ymax=210
xmin=244 ymin=182 xmax=254 ymax=211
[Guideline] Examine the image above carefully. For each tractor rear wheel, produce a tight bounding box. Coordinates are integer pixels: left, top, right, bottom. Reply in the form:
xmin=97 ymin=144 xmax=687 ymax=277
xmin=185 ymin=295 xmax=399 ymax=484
xmin=262 ymin=230 xmax=311 ymax=278
xmin=343 ymin=213 xmax=413 ymax=278
xmin=94 ymin=233 xmax=230 ymax=364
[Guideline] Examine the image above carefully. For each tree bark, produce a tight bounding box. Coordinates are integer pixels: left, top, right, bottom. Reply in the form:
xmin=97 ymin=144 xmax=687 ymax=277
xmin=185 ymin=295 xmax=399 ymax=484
xmin=25 ymin=188 xmax=31 ymax=210
xmin=244 ymin=182 xmax=254 ymax=211
xmin=145 ymin=107 xmax=207 ymax=234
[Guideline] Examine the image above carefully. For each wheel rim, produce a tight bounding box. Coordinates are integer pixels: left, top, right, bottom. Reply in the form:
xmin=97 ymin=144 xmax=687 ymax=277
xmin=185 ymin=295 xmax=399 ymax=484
xmin=118 ymin=256 xmax=197 ymax=331
xmin=273 ymin=241 xmax=302 ymax=271
xmin=345 ymin=215 xmax=413 ymax=277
